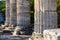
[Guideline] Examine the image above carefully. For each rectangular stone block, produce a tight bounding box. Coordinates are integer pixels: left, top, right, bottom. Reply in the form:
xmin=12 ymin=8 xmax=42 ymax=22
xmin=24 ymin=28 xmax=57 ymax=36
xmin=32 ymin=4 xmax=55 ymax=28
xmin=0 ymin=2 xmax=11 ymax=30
xmin=43 ymin=29 xmax=60 ymax=40
xmin=17 ymin=0 xmax=30 ymax=28
xmin=34 ymin=0 xmax=57 ymax=35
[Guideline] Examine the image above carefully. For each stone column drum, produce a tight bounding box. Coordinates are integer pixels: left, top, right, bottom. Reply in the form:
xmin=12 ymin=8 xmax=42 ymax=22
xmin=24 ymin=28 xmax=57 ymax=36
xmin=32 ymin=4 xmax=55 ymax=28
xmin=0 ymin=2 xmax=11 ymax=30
xmin=5 ymin=0 xmax=10 ymax=26
xmin=34 ymin=0 xmax=57 ymax=35
xmin=17 ymin=0 xmax=30 ymax=29
xmin=10 ymin=0 xmax=17 ymax=27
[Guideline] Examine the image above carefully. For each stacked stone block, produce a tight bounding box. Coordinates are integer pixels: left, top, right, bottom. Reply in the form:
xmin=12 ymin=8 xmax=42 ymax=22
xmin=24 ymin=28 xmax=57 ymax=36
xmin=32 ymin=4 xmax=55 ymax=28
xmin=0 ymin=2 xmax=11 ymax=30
xmin=17 ymin=0 xmax=30 ymax=28
xmin=34 ymin=0 xmax=57 ymax=35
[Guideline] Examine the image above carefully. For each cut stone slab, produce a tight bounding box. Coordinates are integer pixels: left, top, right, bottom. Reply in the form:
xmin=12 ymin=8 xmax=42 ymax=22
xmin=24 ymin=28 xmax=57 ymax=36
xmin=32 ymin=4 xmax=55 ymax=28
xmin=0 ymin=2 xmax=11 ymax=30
xmin=43 ymin=29 xmax=60 ymax=40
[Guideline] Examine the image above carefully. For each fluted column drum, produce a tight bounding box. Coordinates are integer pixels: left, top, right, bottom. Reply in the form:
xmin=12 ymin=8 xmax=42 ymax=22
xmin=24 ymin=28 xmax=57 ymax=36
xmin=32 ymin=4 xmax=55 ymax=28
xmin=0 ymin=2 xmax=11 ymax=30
xmin=17 ymin=0 xmax=30 ymax=28
xmin=34 ymin=0 xmax=57 ymax=34
xmin=5 ymin=0 xmax=10 ymax=26
xmin=10 ymin=0 xmax=17 ymax=26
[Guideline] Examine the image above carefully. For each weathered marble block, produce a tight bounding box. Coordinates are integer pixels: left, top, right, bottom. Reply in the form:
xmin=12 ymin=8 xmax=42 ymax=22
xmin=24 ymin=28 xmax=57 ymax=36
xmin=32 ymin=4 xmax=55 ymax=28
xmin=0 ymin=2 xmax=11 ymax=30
xmin=30 ymin=32 xmax=43 ymax=40
xmin=43 ymin=29 xmax=60 ymax=40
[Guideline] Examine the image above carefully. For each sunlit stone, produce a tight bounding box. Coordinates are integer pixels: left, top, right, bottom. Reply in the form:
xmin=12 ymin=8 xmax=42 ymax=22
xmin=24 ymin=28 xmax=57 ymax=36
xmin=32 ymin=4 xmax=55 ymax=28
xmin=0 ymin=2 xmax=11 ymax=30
xmin=43 ymin=29 xmax=60 ymax=40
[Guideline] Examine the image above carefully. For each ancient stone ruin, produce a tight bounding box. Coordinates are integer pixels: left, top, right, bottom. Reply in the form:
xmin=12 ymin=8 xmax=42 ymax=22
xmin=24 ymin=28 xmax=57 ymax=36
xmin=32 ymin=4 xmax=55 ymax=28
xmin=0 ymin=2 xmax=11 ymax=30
xmin=5 ymin=0 xmax=58 ymax=40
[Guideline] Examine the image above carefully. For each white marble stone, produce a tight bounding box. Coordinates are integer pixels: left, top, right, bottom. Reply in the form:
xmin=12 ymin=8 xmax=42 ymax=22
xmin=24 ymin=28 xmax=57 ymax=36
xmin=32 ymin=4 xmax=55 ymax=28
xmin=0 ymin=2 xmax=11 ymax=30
xmin=30 ymin=32 xmax=42 ymax=40
xmin=43 ymin=29 xmax=60 ymax=40
xmin=29 ymin=38 xmax=32 ymax=40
